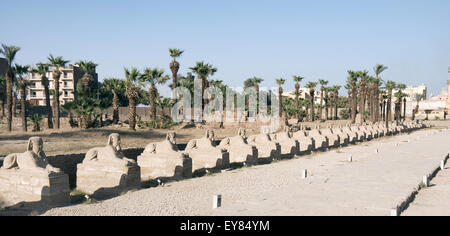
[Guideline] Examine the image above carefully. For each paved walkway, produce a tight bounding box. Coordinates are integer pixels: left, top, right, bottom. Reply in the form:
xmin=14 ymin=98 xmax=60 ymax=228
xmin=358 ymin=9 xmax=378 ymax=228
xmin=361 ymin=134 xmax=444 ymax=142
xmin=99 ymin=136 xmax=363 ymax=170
xmin=43 ymin=128 xmax=450 ymax=216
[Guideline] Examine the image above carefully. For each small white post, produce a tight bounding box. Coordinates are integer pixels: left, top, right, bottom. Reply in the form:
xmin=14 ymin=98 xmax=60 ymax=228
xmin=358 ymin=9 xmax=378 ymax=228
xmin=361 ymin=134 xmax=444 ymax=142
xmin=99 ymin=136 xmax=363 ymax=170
xmin=302 ymin=169 xmax=308 ymax=179
xmin=390 ymin=208 xmax=399 ymax=216
xmin=422 ymin=176 xmax=429 ymax=187
xmin=395 ymin=143 xmax=399 ymax=147
xmin=213 ymin=194 xmax=222 ymax=209
xmin=441 ymin=160 xmax=445 ymax=171
xmin=375 ymin=148 xmax=379 ymax=154
xmin=348 ymin=156 xmax=353 ymax=162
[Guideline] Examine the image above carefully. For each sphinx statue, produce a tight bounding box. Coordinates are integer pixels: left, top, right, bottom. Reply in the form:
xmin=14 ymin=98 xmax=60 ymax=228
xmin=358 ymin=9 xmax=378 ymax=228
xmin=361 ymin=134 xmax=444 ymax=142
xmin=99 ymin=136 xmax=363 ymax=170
xmin=218 ymin=128 xmax=258 ymax=166
xmin=247 ymin=127 xmax=281 ymax=163
xmin=185 ymin=129 xmax=230 ymax=174
xmin=269 ymin=127 xmax=299 ymax=157
xmin=0 ymin=137 xmax=70 ymax=207
xmin=76 ymin=133 xmax=141 ymax=196
xmin=137 ymin=132 xmax=192 ymax=181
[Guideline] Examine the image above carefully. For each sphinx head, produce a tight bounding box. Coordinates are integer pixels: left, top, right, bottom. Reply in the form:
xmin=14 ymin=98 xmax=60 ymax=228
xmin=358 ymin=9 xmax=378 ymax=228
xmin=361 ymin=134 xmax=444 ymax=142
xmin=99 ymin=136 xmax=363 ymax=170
xmin=166 ymin=131 xmax=177 ymax=145
xmin=27 ymin=137 xmax=44 ymax=157
xmin=107 ymin=133 xmax=122 ymax=152
xmin=238 ymin=128 xmax=246 ymax=138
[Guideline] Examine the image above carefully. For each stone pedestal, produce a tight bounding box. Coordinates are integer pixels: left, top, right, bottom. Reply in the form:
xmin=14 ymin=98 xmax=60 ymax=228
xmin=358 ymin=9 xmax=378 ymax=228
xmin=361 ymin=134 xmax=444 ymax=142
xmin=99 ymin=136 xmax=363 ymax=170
xmin=76 ymin=163 xmax=141 ymax=196
xmin=0 ymin=169 xmax=70 ymax=208
xmin=219 ymin=136 xmax=258 ymax=166
xmin=138 ymin=152 xmax=192 ymax=182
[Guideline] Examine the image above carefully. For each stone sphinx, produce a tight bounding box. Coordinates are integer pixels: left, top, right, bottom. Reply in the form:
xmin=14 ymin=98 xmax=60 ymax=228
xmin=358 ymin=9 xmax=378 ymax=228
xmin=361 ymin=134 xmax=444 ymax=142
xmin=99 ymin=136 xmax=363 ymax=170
xmin=0 ymin=137 xmax=70 ymax=207
xmin=137 ymin=132 xmax=192 ymax=181
xmin=292 ymin=127 xmax=315 ymax=154
xmin=308 ymin=126 xmax=329 ymax=150
xmin=270 ymin=127 xmax=299 ymax=158
xmin=247 ymin=127 xmax=281 ymax=163
xmin=218 ymin=128 xmax=258 ymax=166
xmin=340 ymin=125 xmax=359 ymax=143
xmin=331 ymin=125 xmax=352 ymax=145
xmin=349 ymin=125 xmax=368 ymax=141
xmin=76 ymin=133 xmax=141 ymax=196
xmin=319 ymin=126 xmax=341 ymax=148
xmin=185 ymin=129 xmax=230 ymax=174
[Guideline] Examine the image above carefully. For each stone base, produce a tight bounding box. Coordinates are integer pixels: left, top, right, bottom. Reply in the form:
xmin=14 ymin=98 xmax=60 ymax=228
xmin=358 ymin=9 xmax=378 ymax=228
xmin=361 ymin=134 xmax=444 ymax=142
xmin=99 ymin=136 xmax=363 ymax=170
xmin=137 ymin=153 xmax=192 ymax=182
xmin=0 ymin=169 xmax=70 ymax=208
xmin=76 ymin=163 xmax=141 ymax=196
xmin=188 ymin=151 xmax=230 ymax=174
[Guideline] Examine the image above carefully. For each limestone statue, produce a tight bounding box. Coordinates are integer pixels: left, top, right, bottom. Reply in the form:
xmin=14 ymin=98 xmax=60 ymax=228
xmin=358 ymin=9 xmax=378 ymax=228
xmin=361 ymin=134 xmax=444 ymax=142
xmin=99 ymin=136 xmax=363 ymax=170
xmin=83 ymin=133 xmax=135 ymax=166
xmin=2 ymin=137 xmax=61 ymax=174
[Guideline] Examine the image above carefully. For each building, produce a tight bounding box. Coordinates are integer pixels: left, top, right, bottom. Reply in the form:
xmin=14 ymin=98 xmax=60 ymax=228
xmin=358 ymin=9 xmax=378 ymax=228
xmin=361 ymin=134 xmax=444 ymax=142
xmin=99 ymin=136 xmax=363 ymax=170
xmin=0 ymin=58 xmax=7 ymax=77
xmin=27 ymin=64 xmax=98 ymax=106
xmin=393 ymin=84 xmax=427 ymax=102
xmin=282 ymin=88 xmax=321 ymax=104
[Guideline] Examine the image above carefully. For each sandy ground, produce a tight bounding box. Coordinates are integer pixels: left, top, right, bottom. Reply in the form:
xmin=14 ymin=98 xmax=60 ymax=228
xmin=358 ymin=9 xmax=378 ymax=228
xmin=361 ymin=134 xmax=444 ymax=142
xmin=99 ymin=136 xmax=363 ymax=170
xmin=403 ymin=157 xmax=450 ymax=216
xmin=39 ymin=128 xmax=450 ymax=216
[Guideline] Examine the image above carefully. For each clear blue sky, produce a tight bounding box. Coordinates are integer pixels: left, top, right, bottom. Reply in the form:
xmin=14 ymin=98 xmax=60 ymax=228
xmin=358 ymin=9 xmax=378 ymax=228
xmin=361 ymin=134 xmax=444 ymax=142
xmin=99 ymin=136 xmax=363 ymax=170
xmin=1 ymin=0 xmax=449 ymax=97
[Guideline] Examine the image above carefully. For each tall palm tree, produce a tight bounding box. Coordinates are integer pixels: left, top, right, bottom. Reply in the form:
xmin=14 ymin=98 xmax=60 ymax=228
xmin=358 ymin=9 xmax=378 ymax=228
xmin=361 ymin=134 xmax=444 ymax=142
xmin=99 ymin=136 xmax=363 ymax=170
xmin=357 ymin=70 xmax=369 ymax=123
xmin=305 ymin=82 xmax=318 ymax=121
xmin=276 ymin=78 xmax=285 ymax=118
xmin=324 ymin=86 xmax=331 ymax=120
xmin=412 ymin=93 xmax=423 ymax=121
xmin=0 ymin=44 xmax=21 ymax=132
xmin=14 ymin=65 xmax=30 ymax=132
xmin=33 ymin=63 xmax=53 ymax=129
xmin=141 ymin=67 xmax=169 ymax=125
xmin=374 ymin=64 xmax=388 ymax=121
xmin=169 ymin=48 xmax=184 ymax=102
xmin=102 ymin=78 xmax=125 ymax=124
xmin=396 ymin=83 xmax=407 ymax=121
xmin=292 ymin=76 xmax=304 ymax=117
xmin=0 ymin=75 xmax=5 ymax=118
xmin=385 ymin=80 xmax=396 ymax=126
xmin=124 ymin=67 xmax=141 ymax=131
xmin=48 ymin=54 xmax=69 ymax=129
xmin=318 ymin=79 xmax=329 ymax=120
xmin=331 ymin=85 xmax=341 ymax=120
xmin=189 ymin=62 xmax=217 ymax=109
xmin=347 ymin=70 xmax=358 ymax=124
xmin=77 ymin=60 xmax=98 ymax=98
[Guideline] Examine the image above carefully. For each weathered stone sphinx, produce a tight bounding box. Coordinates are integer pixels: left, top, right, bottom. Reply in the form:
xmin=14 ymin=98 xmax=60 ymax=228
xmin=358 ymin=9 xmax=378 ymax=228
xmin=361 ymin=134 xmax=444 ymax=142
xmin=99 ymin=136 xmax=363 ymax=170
xmin=185 ymin=129 xmax=230 ymax=174
xmin=137 ymin=132 xmax=192 ymax=182
xmin=332 ymin=126 xmax=352 ymax=145
xmin=218 ymin=128 xmax=258 ymax=166
xmin=247 ymin=127 xmax=281 ymax=163
xmin=359 ymin=125 xmax=376 ymax=139
xmin=349 ymin=126 xmax=367 ymax=141
xmin=308 ymin=126 xmax=329 ymax=150
xmin=319 ymin=126 xmax=341 ymax=148
xmin=76 ymin=134 xmax=141 ymax=196
xmin=270 ymin=127 xmax=299 ymax=157
xmin=0 ymin=137 xmax=70 ymax=207
xmin=341 ymin=125 xmax=359 ymax=143
xmin=292 ymin=128 xmax=315 ymax=154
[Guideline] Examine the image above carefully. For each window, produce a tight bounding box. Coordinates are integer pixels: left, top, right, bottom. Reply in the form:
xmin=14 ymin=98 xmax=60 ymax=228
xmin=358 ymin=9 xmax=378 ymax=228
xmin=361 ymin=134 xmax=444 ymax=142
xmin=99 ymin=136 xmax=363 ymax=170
xmin=64 ymin=91 xmax=69 ymax=97
xmin=63 ymin=72 xmax=68 ymax=78
xmin=31 ymin=92 xmax=37 ymax=98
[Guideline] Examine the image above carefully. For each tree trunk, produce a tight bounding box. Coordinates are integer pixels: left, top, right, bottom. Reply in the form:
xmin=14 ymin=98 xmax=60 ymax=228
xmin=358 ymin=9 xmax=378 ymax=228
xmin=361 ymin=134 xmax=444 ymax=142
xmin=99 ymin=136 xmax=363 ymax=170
xmin=113 ymin=92 xmax=119 ymax=124
xmin=128 ymin=96 xmax=136 ymax=131
xmin=320 ymin=87 xmax=324 ymax=120
xmin=325 ymin=92 xmax=329 ymax=120
xmin=53 ymin=71 xmax=61 ymax=129
xmin=43 ymin=80 xmax=54 ymax=129
xmin=12 ymin=91 xmax=17 ymax=118
xmin=278 ymin=86 xmax=283 ymax=118
xmin=334 ymin=91 xmax=339 ymax=120
xmin=6 ymin=70 xmax=13 ymax=132
xmin=359 ymin=86 xmax=366 ymax=123
xmin=170 ymin=60 xmax=179 ymax=102
xmin=20 ymin=82 xmax=27 ymax=132
xmin=295 ymin=83 xmax=299 ymax=118
xmin=403 ymin=98 xmax=407 ymax=121
xmin=150 ymin=85 xmax=157 ymax=124
xmin=351 ymin=84 xmax=357 ymax=124
xmin=310 ymin=91 xmax=315 ymax=122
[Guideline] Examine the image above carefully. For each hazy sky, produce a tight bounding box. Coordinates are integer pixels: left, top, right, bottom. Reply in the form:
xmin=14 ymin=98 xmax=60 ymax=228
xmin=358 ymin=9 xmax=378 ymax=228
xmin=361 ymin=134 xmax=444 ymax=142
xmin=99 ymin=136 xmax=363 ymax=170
xmin=1 ymin=0 xmax=449 ymax=97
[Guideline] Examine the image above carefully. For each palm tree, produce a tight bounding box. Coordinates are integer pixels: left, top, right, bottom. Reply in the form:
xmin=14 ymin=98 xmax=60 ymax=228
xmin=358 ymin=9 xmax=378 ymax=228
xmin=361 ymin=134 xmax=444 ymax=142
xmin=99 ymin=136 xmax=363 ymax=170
xmin=357 ymin=70 xmax=369 ymax=123
xmin=33 ymin=63 xmax=53 ymax=129
xmin=29 ymin=114 xmax=43 ymax=132
xmin=14 ymin=64 xmax=30 ymax=132
xmin=0 ymin=44 xmax=21 ymax=132
xmin=318 ymin=79 xmax=329 ymax=120
xmin=189 ymin=62 xmax=217 ymax=109
xmin=412 ymin=93 xmax=424 ymax=120
xmin=0 ymin=75 xmax=5 ymax=118
xmin=77 ymin=60 xmax=98 ymax=98
xmin=331 ymin=85 xmax=341 ymax=120
xmin=385 ymin=80 xmax=396 ymax=126
xmin=396 ymin=83 xmax=407 ymax=121
xmin=374 ymin=64 xmax=388 ymax=121
xmin=305 ymin=82 xmax=318 ymax=121
xmin=141 ymin=68 xmax=169 ymax=125
xmin=276 ymin=78 xmax=285 ymax=118
xmin=48 ymin=54 xmax=69 ymax=129
xmin=292 ymin=76 xmax=304 ymax=117
xmin=169 ymin=48 xmax=184 ymax=102
xmin=124 ymin=67 xmax=141 ymax=131
xmin=347 ymin=70 xmax=358 ymax=123
xmin=61 ymin=101 xmax=77 ymax=128
xmin=102 ymin=78 xmax=125 ymax=124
